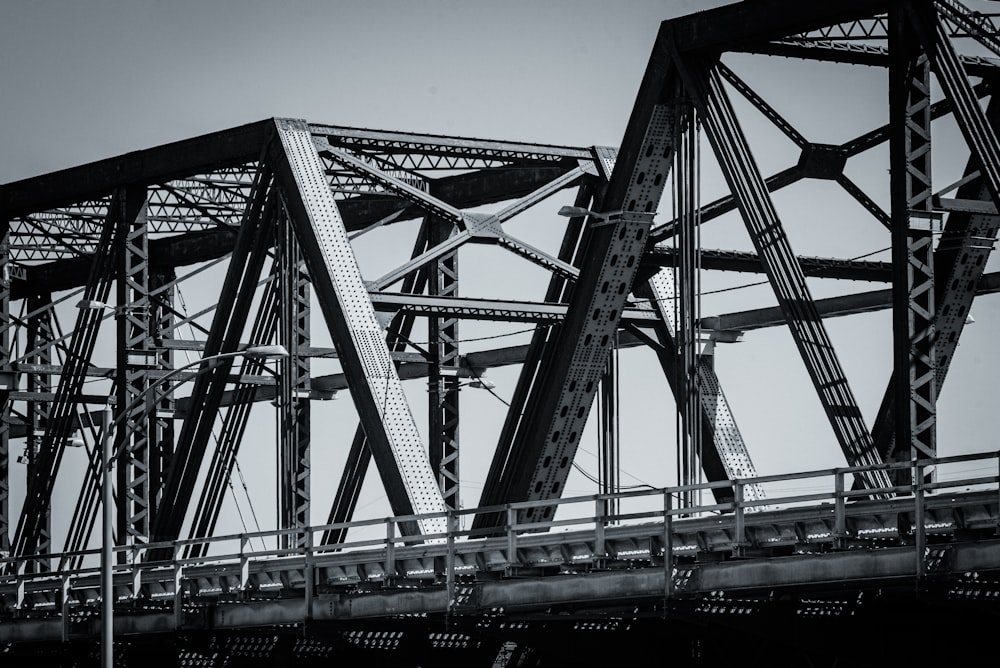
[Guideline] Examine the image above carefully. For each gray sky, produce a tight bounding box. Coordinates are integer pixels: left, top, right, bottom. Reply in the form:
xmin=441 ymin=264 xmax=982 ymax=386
xmin=4 ymin=1 xmax=999 ymax=540
xmin=0 ymin=0 xmax=722 ymax=181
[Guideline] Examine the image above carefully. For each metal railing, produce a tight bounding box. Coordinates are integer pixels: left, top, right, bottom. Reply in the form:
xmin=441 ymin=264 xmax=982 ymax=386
xmin=1 ymin=450 xmax=998 ymax=615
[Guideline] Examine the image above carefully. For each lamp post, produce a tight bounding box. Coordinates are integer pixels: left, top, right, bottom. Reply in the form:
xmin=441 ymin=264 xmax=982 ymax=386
xmin=79 ymin=297 xmax=287 ymax=668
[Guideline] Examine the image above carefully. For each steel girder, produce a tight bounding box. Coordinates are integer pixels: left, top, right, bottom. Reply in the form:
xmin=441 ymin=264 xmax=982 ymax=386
xmin=639 ymin=272 xmax=764 ymax=505
xmin=0 ymin=220 xmax=9 ymax=555
xmin=270 ymin=119 xmax=447 ymax=536
xmin=427 ymin=218 xmax=461 ymax=512
xmin=675 ymin=53 xmax=890 ymax=493
xmin=474 ymin=83 xmax=668 ymax=524
xmin=889 ymin=0 xmax=938 ymax=467
xmin=276 ymin=207 xmax=312 ymax=549
xmin=115 ymin=186 xmax=156 ymax=548
xmin=323 ymin=221 xmax=433 ymax=545
xmin=2 ymin=0 xmax=998 ymax=574
xmin=0 ymin=118 xmax=615 ymax=561
xmin=147 ymin=162 xmax=277 ymax=552
xmin=11 ymin=194 xmax=122 ymax=566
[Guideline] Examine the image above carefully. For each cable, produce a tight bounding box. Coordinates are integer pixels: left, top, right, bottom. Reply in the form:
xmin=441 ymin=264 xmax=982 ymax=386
xmin=233 ymin=458 xmax=266 ymax=548
xmin=404 ymin=326 xmax=539 ymax=349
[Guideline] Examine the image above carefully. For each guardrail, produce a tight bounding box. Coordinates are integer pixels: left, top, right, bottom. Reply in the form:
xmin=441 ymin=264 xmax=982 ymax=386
xmin=1 ymin=451 xmax=998 ymax=617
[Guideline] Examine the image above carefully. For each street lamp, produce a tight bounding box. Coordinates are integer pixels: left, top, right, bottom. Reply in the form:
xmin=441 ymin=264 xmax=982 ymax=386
xmin=77 ymin=300 xmax=287 ymax=668
xmin=556 ymin=205 xmax=622 ymax=222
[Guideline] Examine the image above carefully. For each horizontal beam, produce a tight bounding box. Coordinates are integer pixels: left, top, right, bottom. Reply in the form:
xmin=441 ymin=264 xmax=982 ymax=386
xmin=701 ymin=270 xmax=1000 ymax=332
xmin=643 ymin=246 xmax=892 ymax=281
xmin=0 ymin=120 xmax=273 ymax=218
xmin=11 ymin=166 xmax=578 ymax=298
xmin=308 ymin=124 xmax=592 ymax=161
xmin=368 ymin=292 xmax=659 ymax=324
xmin=669 ymin=0 xmax=888 ymax=53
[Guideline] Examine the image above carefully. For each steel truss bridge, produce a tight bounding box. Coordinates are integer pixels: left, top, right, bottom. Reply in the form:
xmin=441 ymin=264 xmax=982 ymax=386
xmin=2 ymin=0 xmax=1000 ymax=666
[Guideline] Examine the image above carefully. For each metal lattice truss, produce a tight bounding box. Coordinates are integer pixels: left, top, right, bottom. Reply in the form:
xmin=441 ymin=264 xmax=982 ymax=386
xmin=1 ymin=0 xmax=999 ymax=565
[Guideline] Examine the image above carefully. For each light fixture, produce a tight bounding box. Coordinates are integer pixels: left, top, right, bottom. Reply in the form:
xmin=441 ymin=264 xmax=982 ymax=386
xmin=557 ymin=205 xmax=605 ymax=220
xmin=240 ymin=344 xmax=289 ymax=359
xmin=76 ymin=298 xmax=113 ymax=310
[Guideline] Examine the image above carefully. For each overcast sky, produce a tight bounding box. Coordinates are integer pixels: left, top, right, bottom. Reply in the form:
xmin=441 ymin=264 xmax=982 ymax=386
xmin=0 ymin=0 xmax=728 ymax=181
xmin=4 ymin=1 xmax=999 ymax=541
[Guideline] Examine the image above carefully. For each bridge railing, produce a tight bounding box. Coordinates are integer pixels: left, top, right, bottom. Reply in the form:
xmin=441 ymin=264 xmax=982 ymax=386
xmin=1 ymin=450 xmax=998 ymax=612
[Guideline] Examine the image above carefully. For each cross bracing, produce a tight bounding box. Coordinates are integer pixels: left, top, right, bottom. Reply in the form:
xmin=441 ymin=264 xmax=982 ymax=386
xmin=0 ymin=7 xmax=999 ymax=663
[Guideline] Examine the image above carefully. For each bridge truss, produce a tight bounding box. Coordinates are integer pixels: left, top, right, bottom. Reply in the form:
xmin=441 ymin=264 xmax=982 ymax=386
xmin=2 ymin=0 xmax=1000 ymax=666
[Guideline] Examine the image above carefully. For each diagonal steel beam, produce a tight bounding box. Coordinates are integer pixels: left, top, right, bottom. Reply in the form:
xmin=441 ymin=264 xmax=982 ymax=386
xmin=323 ymin=219 xmax=432 ymax=545
xmin=10 ymin=196 xmax=121 ymax=563
xmin=872 ymin=9 xmax=1000 ymax=462
xmin=640 ymin=271 xmax=764 ymax=504
xmin=149 ymin=162 xmax=275 ymax=549
xmin=270 ymin=118 xmax=445 ymax=536
xmin=674 ymin=50 xmax=890 ymax=494
xmin=184 ymin=277 xmax=281 ymax=559
xmin=474 ymin=37 xmax=672 ymax=527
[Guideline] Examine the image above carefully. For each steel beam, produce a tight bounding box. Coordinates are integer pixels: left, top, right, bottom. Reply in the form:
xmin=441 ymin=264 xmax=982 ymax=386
xmin=872 ymin=8 xmax=1000 ymax=462
xmin=184 ymin=260 xmax=281 ymax=558
xmin=474 ymin=55 xmax=667 ymax=525
xmin=323 ymin=220 xmax=432 ymax=544
xmin=889 ymin=0 xmax=937 ymax=465
xmin=270 ymin=118 xmax=445 ymax=535
xmin=0 ymin=120 xmax=271 ymax=219
xmin=427 ymin=218 xmax=460 ymax=512
xmin=674 ymin=52 xmax=889 ymax=493
xmin=0 ymin=220 xmax=9 ymax=554
xmin=643 ymin=247 xmax=892 ymax=282
xmin=476 ymin=184 xmax=592 ymax=530
xmin=150 ymin=163 xmax=275 ymax=549
xmin=115 ymin=186 xmax=154 ymax=548
xmin=24 ymin=295 xmax=55 ymax=568
xmin=11 ymin=195 xmax=119 ymax=563
xmin=277 ymin=206 xmax=312 ymax=549
xmin=642 ymin=271 xmax=764 ymax=504
xmin=668 ymin=0 xmax=888 ymax=54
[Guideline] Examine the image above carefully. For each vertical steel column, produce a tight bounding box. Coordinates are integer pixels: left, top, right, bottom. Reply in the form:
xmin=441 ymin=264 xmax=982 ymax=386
xmin=25 ymin=295 xmax=54 ymax=570
xmin=675 ymin=52 xmax=890 ymax=494
xmin=271 ymin=118 xmax=445 ymax=535
xmin=277 ymin=207 xmax=311 ymax=549
xmin=0 ymin=221 xmax=8 ymax=555
xmin=870 ymin=97 xmax=1000 ymax=463
xmin=149 ymin=269 xmax=176 ymax=523
xmin=598 ymin=344 xmax=619 ymax=519
xmin=428 ymin=217 xmax=460 ymax=512
xmin=642 ymin=271 xmax=764 ymax=503
xmin=115 ymin=185 xmax=155 ymax=548
xmin=890 ymin=1 xmax=937 ymax=468
xmin=674 ymin=102 xmax=702 ymax=506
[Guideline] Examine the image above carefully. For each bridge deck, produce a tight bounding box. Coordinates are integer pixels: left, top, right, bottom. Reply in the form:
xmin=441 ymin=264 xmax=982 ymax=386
xmin=2 ymin=454 xmax=998 ymax=645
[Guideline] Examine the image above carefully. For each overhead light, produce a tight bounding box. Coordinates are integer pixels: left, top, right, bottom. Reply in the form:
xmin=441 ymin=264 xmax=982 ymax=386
xmin=557 ymin=205 xmax=605 ymax=220
xmin=468 ymin=378 xmax=496 ymax=390
xmin=77 ymin=299 xmax=114 ymax=311
xmin=242 ymin=344 xmax=289 ymax=359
